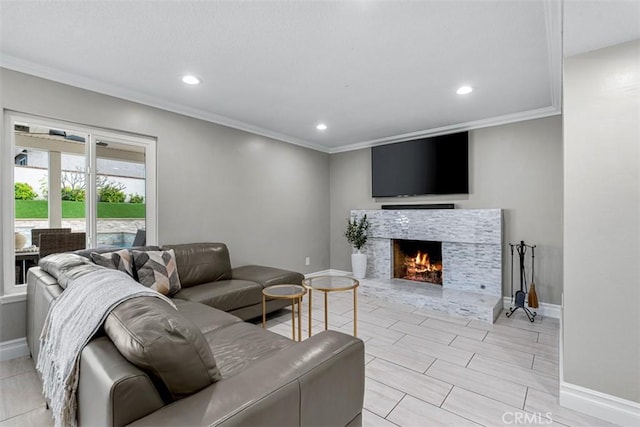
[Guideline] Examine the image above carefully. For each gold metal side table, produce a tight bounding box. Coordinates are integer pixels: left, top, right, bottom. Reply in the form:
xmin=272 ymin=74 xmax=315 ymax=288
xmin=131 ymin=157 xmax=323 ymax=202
xmin=262 ymin=284 xmax=307 ymax=342
xmin=302 ymin=275 xmax=359 ymax=338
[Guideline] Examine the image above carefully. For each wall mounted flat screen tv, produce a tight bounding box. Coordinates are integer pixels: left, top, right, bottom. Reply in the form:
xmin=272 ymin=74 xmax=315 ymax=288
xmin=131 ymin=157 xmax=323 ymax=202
xmin=371 ymin=132 xmax=469 ymax=197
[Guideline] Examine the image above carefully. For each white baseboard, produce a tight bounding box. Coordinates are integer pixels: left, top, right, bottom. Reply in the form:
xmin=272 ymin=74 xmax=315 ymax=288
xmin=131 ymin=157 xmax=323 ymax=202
xmin=502 ymin=296 xmax=561 ymax=319
xmin=0 ymin=337 xmax=29 ymax=361
xmin=560 ymin=381 xmax=640 ymax=426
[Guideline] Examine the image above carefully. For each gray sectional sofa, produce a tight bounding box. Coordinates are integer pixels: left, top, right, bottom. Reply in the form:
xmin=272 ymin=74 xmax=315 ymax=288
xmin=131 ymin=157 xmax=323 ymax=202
xmin=27 ymin=242 xmax=365 ymax=427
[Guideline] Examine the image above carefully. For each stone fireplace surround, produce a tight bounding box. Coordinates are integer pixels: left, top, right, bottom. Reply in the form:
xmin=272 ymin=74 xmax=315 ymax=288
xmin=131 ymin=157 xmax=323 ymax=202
xmin=351 ymin=208 xmax=503 ymax=322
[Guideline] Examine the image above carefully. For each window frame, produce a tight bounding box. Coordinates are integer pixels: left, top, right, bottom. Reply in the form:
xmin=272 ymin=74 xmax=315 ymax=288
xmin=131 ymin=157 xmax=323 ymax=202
xmin=2 ymin=111 xmax=157 ymax=296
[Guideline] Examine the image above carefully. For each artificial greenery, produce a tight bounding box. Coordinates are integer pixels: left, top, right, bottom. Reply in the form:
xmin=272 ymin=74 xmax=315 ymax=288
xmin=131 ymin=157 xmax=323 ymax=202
xmin=15 ymin=200 xmax=145 ymax=219
xmin=97 ymin=202 xmax=145 ymax=218
xmin=345 ymin=214 xmax=369 ymax=251
xmin=14 ymin=182 xmax=38 ymax=200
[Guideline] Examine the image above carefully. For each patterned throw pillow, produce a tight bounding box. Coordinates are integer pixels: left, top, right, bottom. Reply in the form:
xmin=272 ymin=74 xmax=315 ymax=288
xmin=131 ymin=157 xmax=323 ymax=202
xmin=91 ymin=249 xmax=134 ymax=277
xmin=132 ymin=249 xmax=181 ymax=296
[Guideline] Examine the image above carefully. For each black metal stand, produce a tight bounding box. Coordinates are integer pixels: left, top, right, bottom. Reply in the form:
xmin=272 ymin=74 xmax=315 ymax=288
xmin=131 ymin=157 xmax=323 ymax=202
xmin=505 ymin=292 xmax=537 ymax=322
xmin=506 ymin=241 xmax=537 ymax=322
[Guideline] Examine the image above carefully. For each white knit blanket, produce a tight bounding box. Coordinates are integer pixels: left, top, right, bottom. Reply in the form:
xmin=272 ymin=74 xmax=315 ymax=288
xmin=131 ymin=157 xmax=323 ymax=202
xmin=36 ymin=268 xmax=175 ymax=427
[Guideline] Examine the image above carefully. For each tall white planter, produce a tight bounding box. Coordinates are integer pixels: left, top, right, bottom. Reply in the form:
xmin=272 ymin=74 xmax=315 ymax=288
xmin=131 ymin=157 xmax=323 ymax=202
xmin=351 ymin=251 xmax=367 ymax=279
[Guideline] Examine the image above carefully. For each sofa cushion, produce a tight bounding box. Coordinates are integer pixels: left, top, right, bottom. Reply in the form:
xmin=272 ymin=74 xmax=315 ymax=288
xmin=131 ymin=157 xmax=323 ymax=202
xmin=172 ymin=279 xmax=262 ymax=312
xmin=91 ymin=249 xmax=134 ymax=277
xmin=162 ymin=243 xmax=232 ymax=288
xmin=231 ymin=265 xmax=305 ymax=287
xmin=104 ymin=296 xmax=221 ymax=401
xmin=203 ymin=322 xmax=295 ymax=378
xmin=172 ymin=299 xmax=242 ymax=335
xmin=132 ymin=249 xmax=181 ymax=296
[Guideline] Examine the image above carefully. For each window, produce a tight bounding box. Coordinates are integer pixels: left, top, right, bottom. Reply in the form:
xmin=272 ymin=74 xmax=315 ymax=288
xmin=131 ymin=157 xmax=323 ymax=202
xmin=2 ymin=112 xmax=157 ymax=295
xmin=14 ymin=151 xmax=27 ymax=166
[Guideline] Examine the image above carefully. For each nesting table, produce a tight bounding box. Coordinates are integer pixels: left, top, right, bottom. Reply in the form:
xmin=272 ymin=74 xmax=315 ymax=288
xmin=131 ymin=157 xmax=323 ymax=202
xmin=262 ymin=284 xmax=306 ymax=342
xmin=302 ymin=275 xmax=359 ymax=338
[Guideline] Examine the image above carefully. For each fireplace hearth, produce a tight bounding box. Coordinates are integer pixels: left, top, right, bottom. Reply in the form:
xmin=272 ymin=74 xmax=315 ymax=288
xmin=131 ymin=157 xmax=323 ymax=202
xmin=393 ymin=239 xmax=443 ymax=285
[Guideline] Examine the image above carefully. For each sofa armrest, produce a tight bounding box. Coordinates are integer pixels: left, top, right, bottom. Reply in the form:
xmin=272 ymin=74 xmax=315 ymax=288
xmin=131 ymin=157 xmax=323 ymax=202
xmin=77 ymin=337 xmax=165 ymax=427
xmin=128 ymin=331 xmax=365 ymax=427
xmin=27 ymin=267 xmax=63 ymax=363
xmin=231 ymin=265 xmax=304 ymax=287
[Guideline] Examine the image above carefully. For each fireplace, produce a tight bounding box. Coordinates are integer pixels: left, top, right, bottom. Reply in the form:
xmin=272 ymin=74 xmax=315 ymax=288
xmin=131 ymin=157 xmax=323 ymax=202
xmin=351 ymin=208 xmax=503 ymax=322
xmin=393 ymin=239 xmax=443 ymax=285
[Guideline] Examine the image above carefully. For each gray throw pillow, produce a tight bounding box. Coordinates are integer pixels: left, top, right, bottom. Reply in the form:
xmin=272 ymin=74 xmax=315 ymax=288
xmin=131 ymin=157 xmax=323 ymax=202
xmin=104 ymin=296 xmax=222 ymax=401
xmin=91 ymin=249 xmax=134 ymax=277
xmin=132 ymin=249 xmax=181 ymax=296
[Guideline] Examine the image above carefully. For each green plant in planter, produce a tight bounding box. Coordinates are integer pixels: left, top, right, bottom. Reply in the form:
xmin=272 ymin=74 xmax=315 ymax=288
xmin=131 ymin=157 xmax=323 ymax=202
xmin=345 ymin=214 xmax=369 ymax=251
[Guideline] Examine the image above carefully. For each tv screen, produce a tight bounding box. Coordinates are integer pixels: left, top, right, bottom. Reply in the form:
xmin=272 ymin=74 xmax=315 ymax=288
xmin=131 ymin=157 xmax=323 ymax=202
xmin=371 ymin=132 xmax=468 ymax=197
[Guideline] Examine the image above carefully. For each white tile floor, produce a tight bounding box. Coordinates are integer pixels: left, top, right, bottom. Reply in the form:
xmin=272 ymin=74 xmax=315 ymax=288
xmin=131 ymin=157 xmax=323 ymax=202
xmin=0 ymin=284 xmax=616 ymax=426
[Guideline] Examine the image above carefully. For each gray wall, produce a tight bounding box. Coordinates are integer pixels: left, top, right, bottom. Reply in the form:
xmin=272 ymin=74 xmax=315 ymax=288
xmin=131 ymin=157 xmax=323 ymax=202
xmin=0 ymin=68 xmax=330 ymax=342
xmin=563 ymin=41 xmax=640 ymax=403
xmin=330 ymin=116 xmax=564 ymax=305
xmin=0 ymin=300 xmax=26 ymax=342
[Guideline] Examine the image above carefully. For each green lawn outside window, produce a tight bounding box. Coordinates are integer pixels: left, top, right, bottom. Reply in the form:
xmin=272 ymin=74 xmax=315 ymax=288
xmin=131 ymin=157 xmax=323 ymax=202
xmin=15 ymin=200 xmax=145 ymax=219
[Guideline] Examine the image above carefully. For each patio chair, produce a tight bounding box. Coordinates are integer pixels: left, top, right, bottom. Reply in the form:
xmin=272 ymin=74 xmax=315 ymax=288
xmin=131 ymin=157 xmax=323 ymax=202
xmin=31 ymin=228 xmax=71 ymax=248
xmin=132 ymin=229 xmax=146 ymax=246
xmin=38 ymin=232 xmax=87 ymax=258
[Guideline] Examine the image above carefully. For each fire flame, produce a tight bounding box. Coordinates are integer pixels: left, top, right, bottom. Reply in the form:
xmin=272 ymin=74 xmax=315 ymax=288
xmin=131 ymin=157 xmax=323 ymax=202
xmin=407 ymin=251 xmax=441 ymax=273
xmin=414 ymin=252 xmax=428 ymax=267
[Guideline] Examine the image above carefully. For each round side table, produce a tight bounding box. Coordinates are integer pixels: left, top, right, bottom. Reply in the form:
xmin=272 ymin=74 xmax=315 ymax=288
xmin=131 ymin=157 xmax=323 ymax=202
xmin=302 ymin=275 xmax=359 ymax=338
xmin=262 ymin=284 xmax=307 ymax=342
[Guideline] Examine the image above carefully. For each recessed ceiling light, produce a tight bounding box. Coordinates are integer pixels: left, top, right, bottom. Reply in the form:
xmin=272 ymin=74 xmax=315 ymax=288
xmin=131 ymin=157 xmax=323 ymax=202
xmin=456 ymin=85 xmax=473 ymax=95
xmin=316 ymin=123 xmax=328 ymax=131
xmin=181 ymin=75 xmax=201 ymax=85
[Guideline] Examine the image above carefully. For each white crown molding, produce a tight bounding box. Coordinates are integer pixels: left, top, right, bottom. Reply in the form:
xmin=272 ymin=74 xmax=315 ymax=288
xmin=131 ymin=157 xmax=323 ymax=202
xmin=543 ymin=0 xmax=563 ymax=110
xmin=560 ymin=381 xmax=640 ymax=426
xmin=1 ymin=55 xmax=561 ymax=155
xmin=502 ymin=296 xmax=561 ymax=319
xmin=0 ymin=338 xmax=29 ymax=362
xmin=0 ymin=55 xmax=332 ymax=154
xmin=330 ymin=106 xmax=561 ymax=154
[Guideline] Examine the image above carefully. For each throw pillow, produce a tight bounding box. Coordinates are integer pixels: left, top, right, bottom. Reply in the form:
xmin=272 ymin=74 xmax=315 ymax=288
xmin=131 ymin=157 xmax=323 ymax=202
xmin=91 ymin=249 xmax=134 ymax=277
xmin=132 ymin=249 xmax=181 ymax=296
xmin=104 ymin=296 xmax=222 ymax=401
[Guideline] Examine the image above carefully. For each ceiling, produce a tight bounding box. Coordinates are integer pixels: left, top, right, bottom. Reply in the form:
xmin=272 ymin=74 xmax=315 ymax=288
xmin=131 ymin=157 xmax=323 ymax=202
xmin=1 ymin=1 xmax=639 ymax=153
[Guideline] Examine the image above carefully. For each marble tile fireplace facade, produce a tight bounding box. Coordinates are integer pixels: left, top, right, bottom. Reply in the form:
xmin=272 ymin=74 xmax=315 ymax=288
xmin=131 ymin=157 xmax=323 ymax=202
xmin=351 ymin=208 xmax=503 ymax=322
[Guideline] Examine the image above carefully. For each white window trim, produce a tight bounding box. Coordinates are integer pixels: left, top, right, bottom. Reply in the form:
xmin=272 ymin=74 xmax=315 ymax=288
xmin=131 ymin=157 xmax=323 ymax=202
xmin=2 ymin=111 xmax=157 ymax=296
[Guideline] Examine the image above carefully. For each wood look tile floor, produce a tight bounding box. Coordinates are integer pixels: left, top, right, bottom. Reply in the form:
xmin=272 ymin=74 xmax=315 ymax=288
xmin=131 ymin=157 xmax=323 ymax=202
xmin=0 ymin=288 xmax=615 ymax=426
xmin=264 ymin=289 xmax=614 ymax=427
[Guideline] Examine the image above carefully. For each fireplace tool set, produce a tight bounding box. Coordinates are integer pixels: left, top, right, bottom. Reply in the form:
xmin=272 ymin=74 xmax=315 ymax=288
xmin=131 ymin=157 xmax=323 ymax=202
xmin=506 ymin=240 xmax=539 ymax=322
